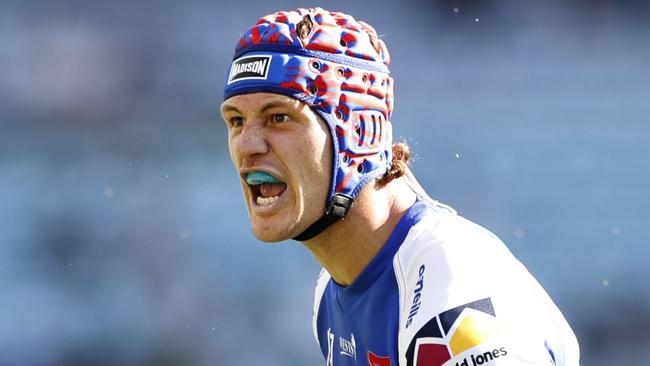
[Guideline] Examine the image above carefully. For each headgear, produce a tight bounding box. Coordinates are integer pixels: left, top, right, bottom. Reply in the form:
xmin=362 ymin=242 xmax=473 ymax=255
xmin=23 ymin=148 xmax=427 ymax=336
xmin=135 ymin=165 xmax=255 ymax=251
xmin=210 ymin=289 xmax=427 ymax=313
xmin=224 ymin=8 xmax=394 ymax=240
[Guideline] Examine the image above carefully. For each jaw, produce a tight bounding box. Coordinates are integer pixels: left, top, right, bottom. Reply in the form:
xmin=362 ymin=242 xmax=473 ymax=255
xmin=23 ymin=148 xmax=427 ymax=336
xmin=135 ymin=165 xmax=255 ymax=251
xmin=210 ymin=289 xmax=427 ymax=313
xmin=239 ymin=171 xmax=329 ymax=242
xmin=249 ymin=210 xmax=300 ymax=242
xmin=242 ymin=181 xmax=299 ymax=242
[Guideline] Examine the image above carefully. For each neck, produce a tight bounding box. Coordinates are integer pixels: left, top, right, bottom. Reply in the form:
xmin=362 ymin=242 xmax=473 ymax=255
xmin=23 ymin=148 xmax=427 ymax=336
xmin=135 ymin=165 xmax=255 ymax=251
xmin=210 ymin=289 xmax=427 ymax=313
xmin=302 ymin=177 xmax=416 ymax=286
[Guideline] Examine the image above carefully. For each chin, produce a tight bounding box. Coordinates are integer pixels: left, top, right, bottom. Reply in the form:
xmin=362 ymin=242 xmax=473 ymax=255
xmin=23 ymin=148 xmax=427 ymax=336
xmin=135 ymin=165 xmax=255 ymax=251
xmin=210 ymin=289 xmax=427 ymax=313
xmin=249 ymin=209 xmax=322 ymax=242
xmin=245 ymin=195 xmax=325 ymax=242
xmin=250 ymin=218 xmax=296 ymax=242
xmin=251 ymin=229 xmax=289 ymax=242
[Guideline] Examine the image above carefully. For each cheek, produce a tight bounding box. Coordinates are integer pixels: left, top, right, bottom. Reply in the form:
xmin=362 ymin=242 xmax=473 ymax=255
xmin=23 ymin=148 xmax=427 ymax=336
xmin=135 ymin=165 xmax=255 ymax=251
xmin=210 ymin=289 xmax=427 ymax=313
xmin=302 ymin=141 xmax=331 ymax=192
xmin=287 ymin=145 xmax=321 ymax=199
xmin=228 ymin=136 xmax=239 ymax=166
xmin=316 ymin=134 xmax=332 ymax=180
xmin=302 ymin=141 xmax=327 ymax=174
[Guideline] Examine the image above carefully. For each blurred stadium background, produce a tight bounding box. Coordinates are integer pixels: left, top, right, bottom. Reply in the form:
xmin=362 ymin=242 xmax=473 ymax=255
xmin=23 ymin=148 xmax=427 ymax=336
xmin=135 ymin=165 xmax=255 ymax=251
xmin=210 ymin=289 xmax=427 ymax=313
xmin=1 ymin=0 xmax=649 ymax=365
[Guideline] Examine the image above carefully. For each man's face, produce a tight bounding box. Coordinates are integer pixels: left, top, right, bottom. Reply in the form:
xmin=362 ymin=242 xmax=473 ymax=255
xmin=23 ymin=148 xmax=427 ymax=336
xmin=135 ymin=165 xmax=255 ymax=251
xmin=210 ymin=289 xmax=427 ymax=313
xmin=221 ymin=93 xmax=332 ymax=242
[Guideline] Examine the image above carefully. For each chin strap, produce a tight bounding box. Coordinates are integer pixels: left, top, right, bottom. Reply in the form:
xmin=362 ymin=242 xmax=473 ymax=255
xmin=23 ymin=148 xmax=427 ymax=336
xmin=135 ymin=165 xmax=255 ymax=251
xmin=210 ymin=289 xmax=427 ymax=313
xmin=292 ymin=194 xmax=353 ymax=242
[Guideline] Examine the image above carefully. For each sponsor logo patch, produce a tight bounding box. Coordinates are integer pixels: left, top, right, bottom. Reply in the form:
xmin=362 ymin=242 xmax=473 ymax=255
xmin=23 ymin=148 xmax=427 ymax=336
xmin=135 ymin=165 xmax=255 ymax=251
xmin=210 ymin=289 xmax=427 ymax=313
xmin=340 ymin=333 xmax=357 ymax=359
xmin=227 ymin=55 xmax=271 ymax=84
xmin=406 ymin=298 xmax=508 ymax=366
xmin=368 ymin=351 xmax=391 ymax=366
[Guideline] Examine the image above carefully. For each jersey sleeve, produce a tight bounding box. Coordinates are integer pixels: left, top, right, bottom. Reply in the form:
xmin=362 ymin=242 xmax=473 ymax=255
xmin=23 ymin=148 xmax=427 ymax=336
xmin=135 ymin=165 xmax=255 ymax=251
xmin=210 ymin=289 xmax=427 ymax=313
xmin=393 ymin=212 xmax=580 ymax=366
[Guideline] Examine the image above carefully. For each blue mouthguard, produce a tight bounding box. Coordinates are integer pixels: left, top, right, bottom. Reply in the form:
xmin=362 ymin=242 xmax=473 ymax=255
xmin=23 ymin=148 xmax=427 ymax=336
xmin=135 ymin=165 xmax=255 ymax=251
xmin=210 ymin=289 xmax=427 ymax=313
xmin=246 ymin=171 xmax=282 ymax=185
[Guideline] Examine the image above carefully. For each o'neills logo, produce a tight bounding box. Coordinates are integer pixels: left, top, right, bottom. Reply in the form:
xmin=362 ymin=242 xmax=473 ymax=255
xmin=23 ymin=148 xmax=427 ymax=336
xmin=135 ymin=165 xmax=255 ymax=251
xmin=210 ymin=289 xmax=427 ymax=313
xmin=227 ymin=55 xmax=271 ymax=84
xmin=406 ymin=264 xmax=426 ymax=328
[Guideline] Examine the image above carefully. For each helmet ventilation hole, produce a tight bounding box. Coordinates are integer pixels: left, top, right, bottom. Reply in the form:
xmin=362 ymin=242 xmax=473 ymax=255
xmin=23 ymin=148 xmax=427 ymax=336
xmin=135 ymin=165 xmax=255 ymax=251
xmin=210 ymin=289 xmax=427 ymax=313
xmin=309 ymin=85 xmax=318 ymax=95
xmin=356 ymin=116 xmax=365 ymax=147
xmin=357 ymin=163 xmax=364 ymax=173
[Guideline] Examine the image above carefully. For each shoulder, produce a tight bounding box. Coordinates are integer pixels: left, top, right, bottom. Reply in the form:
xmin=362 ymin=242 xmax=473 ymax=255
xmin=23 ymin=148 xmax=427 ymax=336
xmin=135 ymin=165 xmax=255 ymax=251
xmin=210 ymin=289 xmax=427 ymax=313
xmin=393 ymin=202 xmax=515 ymax=302
xmin=393 ymin=203 xmax=580 ymax=365
xmin=393 ymin=203 xmax=514 ymax=332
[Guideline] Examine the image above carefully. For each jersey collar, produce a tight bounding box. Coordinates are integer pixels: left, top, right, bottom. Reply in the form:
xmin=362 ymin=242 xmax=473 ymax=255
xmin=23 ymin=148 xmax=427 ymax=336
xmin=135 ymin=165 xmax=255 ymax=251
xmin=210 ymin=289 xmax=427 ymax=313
xmin=334 ymin=200 xmax=430 ymax=312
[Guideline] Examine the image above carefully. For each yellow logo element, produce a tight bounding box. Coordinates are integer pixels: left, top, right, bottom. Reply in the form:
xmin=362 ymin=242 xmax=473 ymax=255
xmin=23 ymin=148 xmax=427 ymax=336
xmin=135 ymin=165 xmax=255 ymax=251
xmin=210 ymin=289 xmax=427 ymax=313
xmin=449 ymin=309 xmax=499 ymax=356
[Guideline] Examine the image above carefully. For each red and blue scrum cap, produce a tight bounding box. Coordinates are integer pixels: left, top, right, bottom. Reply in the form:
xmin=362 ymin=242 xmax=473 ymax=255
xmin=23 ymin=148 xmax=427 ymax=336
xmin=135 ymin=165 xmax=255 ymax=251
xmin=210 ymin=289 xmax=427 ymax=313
xmin=223 ymin=8 xmax=395 ymax=239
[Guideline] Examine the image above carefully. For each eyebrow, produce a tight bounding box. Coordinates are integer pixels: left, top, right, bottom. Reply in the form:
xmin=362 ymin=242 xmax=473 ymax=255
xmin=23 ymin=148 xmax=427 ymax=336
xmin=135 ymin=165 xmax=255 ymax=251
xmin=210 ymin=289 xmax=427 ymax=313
xmin=221 ymin=105 xmax=242 ymax=115
xmin=260 ymin=100 xmax=296 ymax=114
xmin=221 ymin=99 xmax=297 ymax=116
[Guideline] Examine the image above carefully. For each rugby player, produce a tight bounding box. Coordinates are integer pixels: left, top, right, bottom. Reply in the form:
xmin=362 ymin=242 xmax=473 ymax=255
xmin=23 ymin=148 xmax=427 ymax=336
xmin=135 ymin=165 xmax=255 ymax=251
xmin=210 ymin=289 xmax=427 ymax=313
xmin=221 ymin=7 xmax=580 ymax=366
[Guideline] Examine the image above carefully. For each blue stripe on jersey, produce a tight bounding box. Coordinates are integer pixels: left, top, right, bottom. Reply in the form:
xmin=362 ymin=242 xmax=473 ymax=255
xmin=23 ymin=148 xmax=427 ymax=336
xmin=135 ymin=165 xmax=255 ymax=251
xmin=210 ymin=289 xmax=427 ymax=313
xmin=316 ymin=200 xmax=430 ymax=365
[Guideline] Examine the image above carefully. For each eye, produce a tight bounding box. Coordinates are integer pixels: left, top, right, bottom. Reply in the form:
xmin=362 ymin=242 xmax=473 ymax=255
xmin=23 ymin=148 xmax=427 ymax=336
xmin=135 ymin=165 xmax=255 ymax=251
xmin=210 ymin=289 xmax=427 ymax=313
xmin=229 ymin=116 xmax=244 ymax=128
xmin=272 ymin=114 xmax=289 ymax=123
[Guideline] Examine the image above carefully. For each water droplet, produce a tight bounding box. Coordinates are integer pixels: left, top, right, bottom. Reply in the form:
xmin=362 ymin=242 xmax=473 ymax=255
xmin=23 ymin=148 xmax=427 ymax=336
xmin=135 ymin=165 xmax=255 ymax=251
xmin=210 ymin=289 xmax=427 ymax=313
xmin=514 ymin=228 xmax=525 ymax=239
xmin=475 ymin=18 xmax=480 ymax=22
xmin=179 ymin=229 xmax=191 ymax=240
xmin=455 ymin=153 xmax=461 ymax=159
xmin=453 ymin=7 xmax=459 ymax=13
xmin=104 ymin=187 xmax=114 ymax=198
xmin=602 ymin=278 xmax=609 ymax=286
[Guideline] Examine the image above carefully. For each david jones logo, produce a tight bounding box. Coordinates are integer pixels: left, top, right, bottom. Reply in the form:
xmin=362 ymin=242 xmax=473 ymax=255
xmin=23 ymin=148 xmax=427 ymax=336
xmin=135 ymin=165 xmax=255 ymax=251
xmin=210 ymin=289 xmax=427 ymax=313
xmin=455 ymin=347 xmax=508 ymax=366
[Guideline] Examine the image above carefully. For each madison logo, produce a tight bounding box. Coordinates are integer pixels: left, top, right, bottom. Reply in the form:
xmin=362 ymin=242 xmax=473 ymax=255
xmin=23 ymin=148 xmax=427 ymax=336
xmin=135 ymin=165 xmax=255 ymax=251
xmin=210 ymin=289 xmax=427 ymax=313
xmin=227 ymin=55 xmax=271 ymax=84
xmin=406 ymin=298 xmax=507 ymax=366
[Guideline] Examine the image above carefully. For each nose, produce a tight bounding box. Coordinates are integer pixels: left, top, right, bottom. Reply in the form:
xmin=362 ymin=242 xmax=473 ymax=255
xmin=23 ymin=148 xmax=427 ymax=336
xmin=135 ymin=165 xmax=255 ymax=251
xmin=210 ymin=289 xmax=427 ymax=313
xmin=233 ymin=119 xmax=269 ymax=160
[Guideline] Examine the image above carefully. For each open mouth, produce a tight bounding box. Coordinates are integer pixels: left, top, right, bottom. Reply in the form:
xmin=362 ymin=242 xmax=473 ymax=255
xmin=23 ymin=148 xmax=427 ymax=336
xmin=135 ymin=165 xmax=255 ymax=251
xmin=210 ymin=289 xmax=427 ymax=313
xmin=245 ymin=171 xmax=288 ymax=207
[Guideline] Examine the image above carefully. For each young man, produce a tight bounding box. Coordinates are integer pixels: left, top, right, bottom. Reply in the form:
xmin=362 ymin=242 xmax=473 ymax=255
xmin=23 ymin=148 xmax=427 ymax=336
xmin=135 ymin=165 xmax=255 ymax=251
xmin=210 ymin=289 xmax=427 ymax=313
xmin=221 ymin=7 xmax=580 ymax=366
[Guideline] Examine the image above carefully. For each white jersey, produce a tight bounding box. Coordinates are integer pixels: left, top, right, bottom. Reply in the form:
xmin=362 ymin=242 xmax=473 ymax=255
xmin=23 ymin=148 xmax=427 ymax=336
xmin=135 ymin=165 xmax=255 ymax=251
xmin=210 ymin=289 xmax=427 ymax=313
xmin=312 ymin=198 xmax=580 ymax=366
